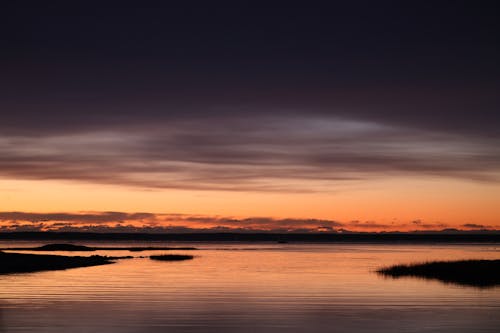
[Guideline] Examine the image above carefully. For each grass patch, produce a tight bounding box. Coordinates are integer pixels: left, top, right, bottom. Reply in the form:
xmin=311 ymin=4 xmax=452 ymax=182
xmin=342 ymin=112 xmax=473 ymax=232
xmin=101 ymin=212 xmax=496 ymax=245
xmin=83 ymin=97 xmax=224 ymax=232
xmin=377 ymin=259 xmax=500 ymax=288
xmin=150 ymin=254 xmax=194 ymax=261
xmin=128 ymin=247 xmax=196 ymax=252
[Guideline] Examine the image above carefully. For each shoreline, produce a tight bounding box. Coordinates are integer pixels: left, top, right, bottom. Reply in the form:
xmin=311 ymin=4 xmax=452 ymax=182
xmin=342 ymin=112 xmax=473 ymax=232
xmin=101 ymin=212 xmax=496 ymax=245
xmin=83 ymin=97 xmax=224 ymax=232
xmin=0 ymin=251 xmax=115 ymax=275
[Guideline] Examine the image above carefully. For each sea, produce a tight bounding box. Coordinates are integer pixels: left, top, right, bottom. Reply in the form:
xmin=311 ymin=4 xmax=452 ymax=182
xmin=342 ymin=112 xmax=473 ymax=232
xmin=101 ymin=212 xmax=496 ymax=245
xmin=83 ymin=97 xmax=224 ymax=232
xmin=0 ymin=241 xmax=498 ymax=332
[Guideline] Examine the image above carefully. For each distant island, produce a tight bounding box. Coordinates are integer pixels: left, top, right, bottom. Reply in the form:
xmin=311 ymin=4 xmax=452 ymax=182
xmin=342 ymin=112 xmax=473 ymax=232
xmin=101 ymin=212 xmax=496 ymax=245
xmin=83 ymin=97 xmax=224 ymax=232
xmin=31 ymin=244 xmax=95 ymax=251
xmin=0 ymin=251 xmax=114 ymax=274
xmin=377 ymin=259 xmax=500 ymax=288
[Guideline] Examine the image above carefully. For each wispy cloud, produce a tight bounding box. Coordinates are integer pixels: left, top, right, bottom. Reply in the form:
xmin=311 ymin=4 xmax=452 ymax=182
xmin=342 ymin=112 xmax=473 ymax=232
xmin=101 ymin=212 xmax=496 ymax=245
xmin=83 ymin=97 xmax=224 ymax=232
xmin=462 ymin=223 xmax=488 ymax=229
xmin=1 ymin=116 xmax=498 ymax=192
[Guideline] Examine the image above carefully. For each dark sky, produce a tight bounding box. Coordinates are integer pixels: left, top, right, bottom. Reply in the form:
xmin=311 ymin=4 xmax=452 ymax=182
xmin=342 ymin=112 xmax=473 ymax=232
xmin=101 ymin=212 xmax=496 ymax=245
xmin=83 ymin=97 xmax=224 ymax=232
xmin=1 ymin=1 xmax=499 ymax=190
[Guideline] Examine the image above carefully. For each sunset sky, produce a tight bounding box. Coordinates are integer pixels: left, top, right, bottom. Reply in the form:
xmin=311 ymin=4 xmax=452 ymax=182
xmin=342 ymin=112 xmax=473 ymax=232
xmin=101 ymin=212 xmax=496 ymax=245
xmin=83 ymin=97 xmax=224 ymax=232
xmin=1 ymin=1 xmax=499 ymax=232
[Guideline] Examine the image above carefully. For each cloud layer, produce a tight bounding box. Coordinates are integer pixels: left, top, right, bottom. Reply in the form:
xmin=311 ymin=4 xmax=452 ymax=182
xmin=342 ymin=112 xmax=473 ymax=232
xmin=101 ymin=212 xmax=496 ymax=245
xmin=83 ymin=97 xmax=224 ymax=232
xmin=0 ymin=211 xmax=496 ymax=233
xmin=1 ymin=2 xmax=498 ymax=192
xmin=1 ymin=115 xmax=499 ymax=191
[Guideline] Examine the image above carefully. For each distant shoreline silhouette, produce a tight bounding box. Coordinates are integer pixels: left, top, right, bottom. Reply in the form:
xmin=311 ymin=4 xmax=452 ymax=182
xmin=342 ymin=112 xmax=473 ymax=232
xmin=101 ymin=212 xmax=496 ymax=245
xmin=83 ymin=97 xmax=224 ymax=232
xmin=0 ymin=243 xmax=197 ymax=252
xmin=0 ymin=231 xmax=498 ymax=243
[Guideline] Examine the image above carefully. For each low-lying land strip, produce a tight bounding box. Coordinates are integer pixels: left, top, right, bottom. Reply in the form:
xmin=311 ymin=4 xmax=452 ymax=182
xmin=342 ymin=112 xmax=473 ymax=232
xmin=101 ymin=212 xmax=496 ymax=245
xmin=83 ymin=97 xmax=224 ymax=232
xmin=0 ymin=251 xmax=118 ymax=274
xmin=1 ymin=243 xmax=197 ymax=252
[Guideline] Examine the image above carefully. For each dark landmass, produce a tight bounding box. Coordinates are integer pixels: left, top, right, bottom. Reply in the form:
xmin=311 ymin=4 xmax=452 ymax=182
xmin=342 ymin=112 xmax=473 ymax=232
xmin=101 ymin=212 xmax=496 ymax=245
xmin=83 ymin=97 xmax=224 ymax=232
xmin=150 ymin=254 xmax=194 ymax=261
xmin=0 ymin=232 xmax=498 ymax=243
xmin=33 ymin=244 xmax=95 ymax=251
xmin=377 ymin=259 xmax=500 ymax=288
xmin=0 ymin=251 xmax=115 ymax=274
xmin=127 ymin=247 xmax=197 ymax=252
xmin=1 ymin=243 xmax=197 ymax=252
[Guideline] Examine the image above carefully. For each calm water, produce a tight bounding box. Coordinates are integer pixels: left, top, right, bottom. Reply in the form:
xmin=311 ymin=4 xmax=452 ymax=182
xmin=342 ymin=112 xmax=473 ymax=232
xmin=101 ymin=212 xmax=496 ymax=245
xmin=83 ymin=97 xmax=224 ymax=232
xmin=0 ymin=241 xmax=499 ymax=332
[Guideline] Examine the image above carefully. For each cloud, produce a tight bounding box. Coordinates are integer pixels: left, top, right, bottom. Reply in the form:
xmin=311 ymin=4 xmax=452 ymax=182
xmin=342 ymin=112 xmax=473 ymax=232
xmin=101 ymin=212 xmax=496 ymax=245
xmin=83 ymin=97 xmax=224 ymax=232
xmin=0 ymin=115 xmax=498 ymax=192
xmin=1 ymin=211 xmax=496 ymax=233
xmin=163 ymin=215 xmax=344 ymax=231
xmin=410 ymin=220 xmax=449 ymax=229
xmin=0 ymin=211 xmax=344 ymax=233
xmin=462 ymin=223 xmax=489 ymax=229
xmin=0 ymin=211 xmax=155 ymax=224
xmin=1 ymin=1 xmax=499 ymax=193
xmin=344 ymin=220 xmax=393 ymax=229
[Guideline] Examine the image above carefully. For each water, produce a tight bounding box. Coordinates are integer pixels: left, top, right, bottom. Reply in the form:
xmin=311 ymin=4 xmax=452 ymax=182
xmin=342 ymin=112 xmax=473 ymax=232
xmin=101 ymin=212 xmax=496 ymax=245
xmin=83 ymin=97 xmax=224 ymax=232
xmin=0 ymin=242 xmax=499 ymax=332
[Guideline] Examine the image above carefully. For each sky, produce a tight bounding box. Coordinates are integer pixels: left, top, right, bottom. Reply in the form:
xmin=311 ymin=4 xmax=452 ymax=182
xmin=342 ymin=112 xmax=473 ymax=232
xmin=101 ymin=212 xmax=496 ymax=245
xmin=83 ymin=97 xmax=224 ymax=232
xmin=0 ymin=1 xmax=499 ymax=233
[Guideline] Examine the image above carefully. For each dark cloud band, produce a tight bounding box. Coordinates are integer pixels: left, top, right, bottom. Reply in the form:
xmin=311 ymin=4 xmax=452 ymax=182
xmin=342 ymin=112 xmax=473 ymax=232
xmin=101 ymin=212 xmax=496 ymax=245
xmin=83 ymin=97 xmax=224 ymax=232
xmin=0 ymin=211 xmax=496 ymax=233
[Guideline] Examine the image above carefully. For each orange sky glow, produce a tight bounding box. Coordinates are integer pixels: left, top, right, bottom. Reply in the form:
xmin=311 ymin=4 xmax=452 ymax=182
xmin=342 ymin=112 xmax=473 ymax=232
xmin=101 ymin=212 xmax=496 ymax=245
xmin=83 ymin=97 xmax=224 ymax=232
xmin=1 ymin=175 xmax=498 ymax=232
xmin=1 ymin=1 xmax=499 ymax=235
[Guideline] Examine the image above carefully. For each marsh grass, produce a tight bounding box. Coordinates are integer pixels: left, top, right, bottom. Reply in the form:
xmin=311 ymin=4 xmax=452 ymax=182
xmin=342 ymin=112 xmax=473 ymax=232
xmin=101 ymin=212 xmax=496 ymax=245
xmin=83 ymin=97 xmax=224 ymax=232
xmin=377 ymin=259 xmax=500 ymax=288
xmin=150 ymin=254 xmax=194 ymax=261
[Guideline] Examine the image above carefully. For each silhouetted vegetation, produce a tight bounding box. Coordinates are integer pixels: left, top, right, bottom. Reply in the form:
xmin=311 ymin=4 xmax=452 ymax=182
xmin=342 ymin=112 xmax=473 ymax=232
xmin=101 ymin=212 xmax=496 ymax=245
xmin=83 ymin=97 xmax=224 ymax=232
xmin=0 ymin=251 xmax=114 ymax=274
xmin=377 ymin=259 xmax=500 ymax=288
xmin=127 ymin=247 xmax=196 ymax=252
xmin=150 ymin=254 xmax=194 ymax=261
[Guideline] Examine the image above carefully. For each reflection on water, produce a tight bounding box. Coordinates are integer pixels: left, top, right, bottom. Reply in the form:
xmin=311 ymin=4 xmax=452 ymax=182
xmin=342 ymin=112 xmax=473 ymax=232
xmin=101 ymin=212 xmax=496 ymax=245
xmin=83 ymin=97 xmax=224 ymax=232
xmin=0 ymin=242 xmax=499 ymax=332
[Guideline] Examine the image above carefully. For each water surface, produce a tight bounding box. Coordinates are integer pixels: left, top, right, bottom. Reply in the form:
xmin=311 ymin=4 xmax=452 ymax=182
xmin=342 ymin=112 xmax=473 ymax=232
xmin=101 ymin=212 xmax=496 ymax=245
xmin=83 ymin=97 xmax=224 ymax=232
xmin=0 ymin=242 xmax=499 ymax=332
